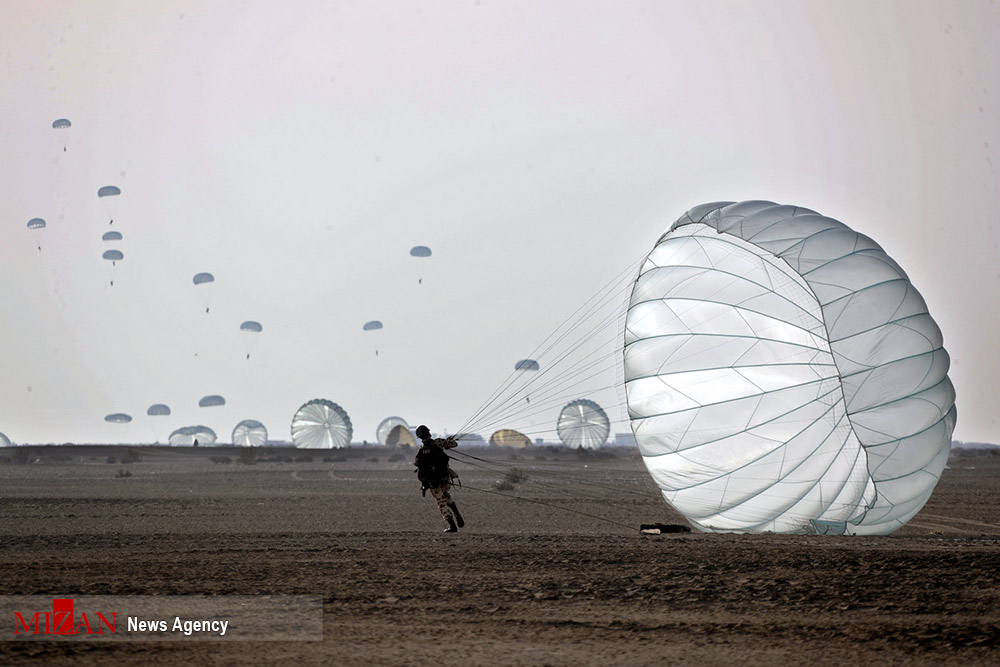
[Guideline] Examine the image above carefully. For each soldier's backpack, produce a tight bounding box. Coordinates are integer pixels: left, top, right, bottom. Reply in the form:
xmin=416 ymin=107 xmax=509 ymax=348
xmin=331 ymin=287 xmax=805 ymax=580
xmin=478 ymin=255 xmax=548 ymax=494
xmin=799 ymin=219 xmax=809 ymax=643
xmin=414 ymin=443 xmax=451 ymax=488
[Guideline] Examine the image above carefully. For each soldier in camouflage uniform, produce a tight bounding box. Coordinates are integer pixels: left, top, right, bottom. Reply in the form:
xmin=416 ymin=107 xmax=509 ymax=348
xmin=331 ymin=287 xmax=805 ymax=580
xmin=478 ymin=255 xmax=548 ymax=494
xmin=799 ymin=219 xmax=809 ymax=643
xmin=414 ymin=425 xmax=465 ymax=533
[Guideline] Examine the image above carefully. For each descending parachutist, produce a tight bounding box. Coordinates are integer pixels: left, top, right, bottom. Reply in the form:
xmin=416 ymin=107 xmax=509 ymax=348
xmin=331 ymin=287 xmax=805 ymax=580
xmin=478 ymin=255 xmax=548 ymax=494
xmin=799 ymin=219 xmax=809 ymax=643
xmin=418 ymin=278 xmax=422 ymax=284
xmin=246 ymin=354 xmax=250 ymax=360
xmin=375 ymin=349 xmax=379 ymax=357
xmin=206 ymin=307 xmax=210 ymax=314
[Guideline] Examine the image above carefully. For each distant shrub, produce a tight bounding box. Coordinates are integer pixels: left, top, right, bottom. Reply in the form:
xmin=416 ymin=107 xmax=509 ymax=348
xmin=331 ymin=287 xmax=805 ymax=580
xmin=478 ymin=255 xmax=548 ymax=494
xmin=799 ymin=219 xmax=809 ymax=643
xmin=366 ymin=457 xmax=379 ymax=463
xmin=209 ymin=456 xmax=232 ymax=464
xmin=114 ymin=468 xmax=132 ymax=478
xmin=13 ymin=448 xmax=31 ymax=465
xmin=106 ymin=456 xmax=117 ymax=464
xmin=504 ymin=468 xmax=524 ymax=484
xmin=388 ymin=454 xmax=404 ymax=463
xmin=121 ymin=449 xmax=142 ymax=464
xmin=238 ymin=448 xmax=257 ymax=465
xmin=492 ymin=479 xmax=515 ymax=491
xmin=323 ymin=456 xmax=347 ymax=463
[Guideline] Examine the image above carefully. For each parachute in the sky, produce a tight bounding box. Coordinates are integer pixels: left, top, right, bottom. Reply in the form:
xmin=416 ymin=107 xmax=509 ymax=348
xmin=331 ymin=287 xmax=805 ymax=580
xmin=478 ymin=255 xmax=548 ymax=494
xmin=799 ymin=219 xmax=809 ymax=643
xmin=104 ymin=413 xmax=133 ymax=424
xmin=290 ymin=399 xmax=353 ymax=449
xmin=232 ymin=419 xmax=268 ymax=447
xmin=409 ymin=245 xmax=432 ymax=284
xmin=239 ymin=320 xmax=263 ymax=359
xmin=0 ymin=432 xmax=13 ymax=447
xmin=557 ymin=399 xmax=610 ymax=449
xmin=514 ymin=359 xmax=540 ymax=371
xmin=192 ymin=272 xmax=215 ymax=312
xmin=376 ymin=416 xmax=410 ymax=445
xmin=489 ymin=429 xmax=532 ymax=448
xmin=146 ymin=404 xmax=171 ymax=416
xmin=102 ymin=249 xmax=123 ymax=263
xmin=52 ymin=118 xmax=71 ymax=151
xmin=97 ymin=186 xmax=121 ymax=225
xmin=362 ymin=320 xmax=383 ymax=331
xmin=199 ymin=395 xmax=226 ymax=408
xmin=102 ymin=231 xmax=123 ymax=241
xmin=27 ymin=218 xmax=46 ymax=252
xmin=624 ymin=200 xmax=957 ymax=536
xmin=169 ymin=425 xmax=217 ymax=447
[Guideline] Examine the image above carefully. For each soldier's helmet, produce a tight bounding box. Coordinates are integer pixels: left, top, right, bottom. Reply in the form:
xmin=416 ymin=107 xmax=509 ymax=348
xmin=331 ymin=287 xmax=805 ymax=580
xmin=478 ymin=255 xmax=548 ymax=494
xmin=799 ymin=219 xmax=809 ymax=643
xmin=415 ymin=424 xmax=431 ymax=439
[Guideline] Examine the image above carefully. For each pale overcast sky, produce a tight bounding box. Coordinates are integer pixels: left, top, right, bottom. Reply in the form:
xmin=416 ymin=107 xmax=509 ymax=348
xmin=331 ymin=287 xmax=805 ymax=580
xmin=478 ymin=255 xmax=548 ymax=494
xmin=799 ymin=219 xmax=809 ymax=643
xmin=1 ymin=0 xmax=997 ymax=445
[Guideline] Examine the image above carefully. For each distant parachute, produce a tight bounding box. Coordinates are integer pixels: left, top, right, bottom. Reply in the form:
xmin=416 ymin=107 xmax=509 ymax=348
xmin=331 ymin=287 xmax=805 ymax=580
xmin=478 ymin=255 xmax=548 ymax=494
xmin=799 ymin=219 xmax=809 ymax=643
xmin=232 ymin=419 xmax=268 ymax=447
xmin=52 ymin=119 xmax=71 ymax=151
xmin=385 ymin=424 xmax=416 ymax=448
xmin=376 ymin=416 xmax=409 ymax=445
xmin=362 ymin=320 xmax=383 ymax=331
xmin=192 ymin=272 xmax=214 ymax=285
xmin=198 ymin=395 xmax=226 ymax=408
xmin=146 ymin=404 xmax=171 ymax=416
xmin=410 ymin=246 xmax=432 ymax=257
xmin=102 ymin=231 xmax=123 ymax=241
xmin=625 ymin=200 xmax=957 ymax=536
xmin=169 ymin=425 xmax=217 ymax=447
xmin=489 ymin=429 xmax=531 ymax=448
xmin=192 ymin=272 xmax=215 ymax=313
xmin=240 ymin=321 xmax=263 ymax=359
xmin=27 ymin=218 xmax=45 ymax=251
xmin=97 ymin=186 xmax=121 ymax=225
xmin=104 ymin=413 xmax=133 ymax=424
xmin=514 ymin=359 xmax=540 ymax=371
xmin=102 ymin=250 xmax=124 ymax=263
xmin=0 ymin=432 xmax=13 ymax=447
xmin=290 ymin=399 xmax=353 ymax=449
xmin=557 ymin=399 xmax=609 ymax=449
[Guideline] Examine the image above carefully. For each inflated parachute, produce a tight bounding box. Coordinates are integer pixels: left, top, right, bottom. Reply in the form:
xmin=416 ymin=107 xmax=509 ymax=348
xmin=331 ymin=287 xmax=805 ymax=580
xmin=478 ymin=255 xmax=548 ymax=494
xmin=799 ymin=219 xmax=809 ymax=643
xmin=557 ymin=399 xmax=610 ymax=449
xmin=27 ymin=218 xmax=45 ymax=251
xmin=240 ymin=321 xmax=263 ymax=359
xmin=102 ymin=249 xmax=123 ymax=263
xmin=489 ymin=429 xmax=531 ymax=448
xmin=146 ymin=404 xmax=171 ymax=416
xmin=52 ymin=119 xmax=71 ymax=151
xmin=232 ymin=419 xmax=268 ymax=447
xmin=514 ymin=359 xmax=539 ymax=371
xmin=98 ymin=186 xmax=121 ymax=225
xmin=363 ymin=320 xmax=383 ymax=331
xmin=291 ymin=399 xmax=353 ymax=448
xmin=169 ymin=425 xmax=217 ymax=446
xmin=625 ymin=200 xmax=957 ymax=536
xmin=0 ymin=432 xmax=13 ymax=447
xmin=104 ymin=413 xmax=132 ymax=423
xmin=376 ymin=416 xmax=409 ymax=445
xmin=386 ymin=424 xmax=416 ymax=448
xmin=102 ymin=231 xmax=123 ymax=241
xmin=410 ymin=245 xmax=431 ymax=283
xmin=193 ymin=272 xmax=215 ymax=313
xmin=199 ymin=394 xmax=226 ymax=408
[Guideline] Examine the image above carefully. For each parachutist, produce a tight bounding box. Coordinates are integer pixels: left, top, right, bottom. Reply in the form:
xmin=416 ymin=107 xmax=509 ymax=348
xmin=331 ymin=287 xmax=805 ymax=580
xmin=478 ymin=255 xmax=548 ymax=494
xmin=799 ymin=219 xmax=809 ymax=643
xmin=246 ymin=354 xmax=250 ymax=360
xmin=414 ymin=425 xmax=463 ymax=532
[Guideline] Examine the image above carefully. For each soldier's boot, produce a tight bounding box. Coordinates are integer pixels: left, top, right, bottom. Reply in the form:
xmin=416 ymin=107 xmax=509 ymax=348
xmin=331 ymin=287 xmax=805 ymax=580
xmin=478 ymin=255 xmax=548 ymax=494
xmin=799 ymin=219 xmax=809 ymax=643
xmin=448 ymin=502 xmax=464 ymax=528
xmin=444 ymin=516 xmax=459 ymax=533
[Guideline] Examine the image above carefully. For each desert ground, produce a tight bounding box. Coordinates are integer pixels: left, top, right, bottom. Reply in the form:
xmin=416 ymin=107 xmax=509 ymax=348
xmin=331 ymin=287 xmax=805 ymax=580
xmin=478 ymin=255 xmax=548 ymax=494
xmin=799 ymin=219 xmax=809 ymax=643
xmin=0 ymin=444 xmax=998 ymax=666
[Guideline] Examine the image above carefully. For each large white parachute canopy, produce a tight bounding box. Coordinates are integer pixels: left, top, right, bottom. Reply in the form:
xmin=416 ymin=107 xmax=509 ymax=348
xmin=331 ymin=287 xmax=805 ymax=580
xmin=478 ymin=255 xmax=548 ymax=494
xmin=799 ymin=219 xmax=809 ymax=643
xmin=199 ymin=395 xmax=226 ymax=408
xmin=625 ymin=200 xmax=957 ymax=536
xmin=291 ymin=399 xmax=353 ymax=449
xmin=0 ymin=432 xmax=13 ymax=447
xmin=557 ymin=399 xmax=610 ymax=449
xmin=376 ymin=416 xmax=409 ymax=445
xmin=232 ymin=419 xmax=268 ymax=447
xmin=169 ymin=425 xmax=217 ymax=446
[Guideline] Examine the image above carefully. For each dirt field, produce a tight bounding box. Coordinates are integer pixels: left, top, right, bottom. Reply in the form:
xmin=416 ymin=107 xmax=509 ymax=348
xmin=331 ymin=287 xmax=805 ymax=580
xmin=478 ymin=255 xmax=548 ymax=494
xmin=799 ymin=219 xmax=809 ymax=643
xmin=1 ymin=445 xmax=998 ymax=666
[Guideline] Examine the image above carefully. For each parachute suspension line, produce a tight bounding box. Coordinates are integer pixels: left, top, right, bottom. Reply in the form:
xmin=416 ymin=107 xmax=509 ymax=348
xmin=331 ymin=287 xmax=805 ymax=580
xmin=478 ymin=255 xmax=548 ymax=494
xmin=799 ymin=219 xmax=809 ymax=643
xmin=460 ymin=484 xmax=640 ymax=532
xmin=449 ymin=449 xmax=658 ymax=501
xmin=457 ymin=256 xmax=644 ymax=438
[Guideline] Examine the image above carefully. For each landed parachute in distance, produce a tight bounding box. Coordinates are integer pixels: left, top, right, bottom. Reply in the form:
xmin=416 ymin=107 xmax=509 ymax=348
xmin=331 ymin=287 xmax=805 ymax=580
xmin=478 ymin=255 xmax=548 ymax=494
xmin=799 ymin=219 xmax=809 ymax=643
xmin=290 ymin=399 xmax=353 ymax=449
xmin=557 ymin=399 xmax=610 ymax=449
xmin=232 ymin=419 xmax=268 ymax=447
xmin=102 ymin=231 xmax=123 ymax=241
xmin=147 ymin=404 xmax=171 ymax=416
xmin=104 ymin=413 xmax=132 ymax=423
xmin=0 ymin=432 xmax=13 ymax=447
xmin=169 ymin=425 xmax=217 ymax=446
xmin=385 ymin=424 xmax=416 ymax=447
xmin=489 ymin=429 xmax=531 ymax=448
xmin=376 ymin=416 xmax=409 ymax=445
xmin=625 ymin=200 xmax=957 ymax=536
xmin=199 ymin=395 xmax=226 ymax=408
